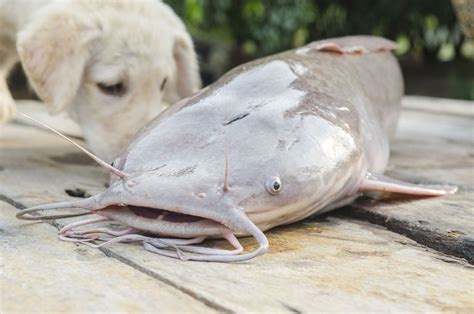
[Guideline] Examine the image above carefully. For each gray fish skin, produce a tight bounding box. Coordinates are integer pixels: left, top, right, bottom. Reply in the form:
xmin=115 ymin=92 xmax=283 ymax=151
xmin=18 ymin=36 xmax=456 ymax=261
xmin=103 ymin=36 xmax=403 ymax=231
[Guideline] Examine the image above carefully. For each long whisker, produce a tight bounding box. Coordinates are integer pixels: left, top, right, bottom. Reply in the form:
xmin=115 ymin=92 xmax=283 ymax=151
xmin=70 ymin=227 xmax=138 ymax=237
xmin=144 ymin=210 xmax=268 ymax=262
xmin=16 ymin=196 xmax=99 ymax=220
xmin=59 ymin=216 xmax=109 ymax=234
xmin=59 ymin=234 xmax=100 ymax=243
xmin=18 ymin=111 xmax=128 ymax=179
xmin=81 ymin=234 xmax=151 ymax=248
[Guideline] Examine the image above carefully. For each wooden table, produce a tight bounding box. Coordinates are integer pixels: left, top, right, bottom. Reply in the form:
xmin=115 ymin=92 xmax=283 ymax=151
xmin=1 ymin=96 xmax=473 ymax=312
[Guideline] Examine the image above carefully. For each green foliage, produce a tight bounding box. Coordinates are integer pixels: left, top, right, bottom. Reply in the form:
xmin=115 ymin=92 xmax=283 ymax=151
xmin=165 ymin=0 xmax=473 ymax=99
xmin=166 ymin=0 xmax=469 ymax=60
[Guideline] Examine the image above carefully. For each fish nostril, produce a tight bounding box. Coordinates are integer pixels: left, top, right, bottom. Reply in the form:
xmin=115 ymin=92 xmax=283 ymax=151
xmin=65 ymin=188 xmax=91 ymax=198
xmin=126 ymin=180 xmax=137 ymax=188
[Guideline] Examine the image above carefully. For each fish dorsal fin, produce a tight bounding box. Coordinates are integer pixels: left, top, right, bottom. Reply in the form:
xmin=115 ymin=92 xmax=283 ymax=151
xmin=358 ymin=173 xmax=458 ymax=196
xmin=311 ymin=36 xmax=397 ymax=55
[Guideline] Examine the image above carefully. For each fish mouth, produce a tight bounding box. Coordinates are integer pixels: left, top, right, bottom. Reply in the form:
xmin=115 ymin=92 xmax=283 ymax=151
xmin=16 ymin=198 xmax=269 ymax=262
xmin=120 ymin=205 xmax=204 ymax=223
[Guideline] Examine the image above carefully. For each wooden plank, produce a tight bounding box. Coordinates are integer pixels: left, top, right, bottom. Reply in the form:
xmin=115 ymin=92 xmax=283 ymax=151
xmin=402 ymin=95 xmax=474 ymax=117
xmin=388 ymin=136 xmax=473 ymax=188
xmin=0 ymin=96 xmax=474 ymax=312
xmin=345 ymin=191 xmax=474 ymax=263
xmin=6 ymin=191 xmax=473 ymax=312
xmin=344 ymin=102 xmax=474 ymax=262
xmin=0 ymin=202 xmax=215 ymax=313
xmin=99 ymin=217 xmax=474 ymax=312
xmin=0 ymin=123 xmax=106 ymax=212
xmin=396 ymin=106 xmax=473 ymax=144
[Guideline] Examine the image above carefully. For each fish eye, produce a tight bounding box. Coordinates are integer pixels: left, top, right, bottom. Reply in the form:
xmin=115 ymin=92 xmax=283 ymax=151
xmin=97 ymin=82 xmax=126 ymax=96
xmin=265 ymin=176 xmax=282 ymax=195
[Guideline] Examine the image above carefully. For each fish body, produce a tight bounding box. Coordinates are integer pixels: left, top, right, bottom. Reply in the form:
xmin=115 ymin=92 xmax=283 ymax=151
xmin=17 ymin=36 xmax=455 ymax=262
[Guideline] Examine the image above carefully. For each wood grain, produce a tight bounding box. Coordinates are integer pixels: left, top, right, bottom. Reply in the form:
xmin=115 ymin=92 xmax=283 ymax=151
xmin=343 ymin=96 xmax=474 ymax=263
xmin=1 ymin=96 xmax=473 ymax=312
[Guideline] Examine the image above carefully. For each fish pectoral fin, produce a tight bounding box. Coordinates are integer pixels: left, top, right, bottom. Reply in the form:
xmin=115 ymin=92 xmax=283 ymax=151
xmin=358 ymin=173 xmax=458 ymax=196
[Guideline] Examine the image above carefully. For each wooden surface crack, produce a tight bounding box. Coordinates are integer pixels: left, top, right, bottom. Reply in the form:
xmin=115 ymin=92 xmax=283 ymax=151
xmin=340 ymin=206 xmax=474 ymax=265
xmin=98 ymin=247 xmax=234 ymax=313
xmin=0 ymin=198 xmax=233 ymax=313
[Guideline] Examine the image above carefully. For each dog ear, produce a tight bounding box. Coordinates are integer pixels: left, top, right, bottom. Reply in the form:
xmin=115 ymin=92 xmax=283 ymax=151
xmin=164 ymin=33 xmax=201 ymax=104
xmin=17 ymin=10 xmax=97 ymax=114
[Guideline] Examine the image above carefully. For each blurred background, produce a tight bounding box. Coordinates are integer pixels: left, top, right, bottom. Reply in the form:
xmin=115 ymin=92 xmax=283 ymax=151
xmin=164 ymin=0 xmax=474 ymax=100
xmin=8 ymin=0 xmax=474 ymax=100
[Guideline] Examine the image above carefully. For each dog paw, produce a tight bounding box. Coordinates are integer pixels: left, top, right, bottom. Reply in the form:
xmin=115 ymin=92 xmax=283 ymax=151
xmin=0 ymin=93 xmax=17 ymax=124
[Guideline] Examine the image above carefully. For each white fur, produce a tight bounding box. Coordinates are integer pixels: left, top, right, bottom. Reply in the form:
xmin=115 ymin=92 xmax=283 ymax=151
xmin=0 ymin=0 xmax=201 ymax=161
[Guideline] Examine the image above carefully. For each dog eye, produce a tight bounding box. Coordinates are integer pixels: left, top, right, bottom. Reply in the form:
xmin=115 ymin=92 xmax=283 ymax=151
xmin=97 ymin=82 xmax=126 ymax=96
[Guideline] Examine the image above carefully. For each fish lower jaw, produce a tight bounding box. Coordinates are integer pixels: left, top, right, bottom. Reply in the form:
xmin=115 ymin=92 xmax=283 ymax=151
xmin=95 ymin=204 xmax=231 ymax=238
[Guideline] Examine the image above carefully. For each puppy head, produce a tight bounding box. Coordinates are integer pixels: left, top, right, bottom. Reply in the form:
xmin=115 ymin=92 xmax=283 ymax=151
xmin=17 ymin=1 xmax=201 ymax=161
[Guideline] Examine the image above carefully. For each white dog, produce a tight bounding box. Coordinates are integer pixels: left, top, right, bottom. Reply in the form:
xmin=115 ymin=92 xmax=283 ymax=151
xmin=0 ymin=0 xmax=201 ymax=161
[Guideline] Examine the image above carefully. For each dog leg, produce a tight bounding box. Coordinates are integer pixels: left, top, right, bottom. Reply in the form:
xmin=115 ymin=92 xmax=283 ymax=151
xmin=0 ymin=75 xmax=16 ymax=124
xmin=0 ymin=52 xmax=18 ymax=124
